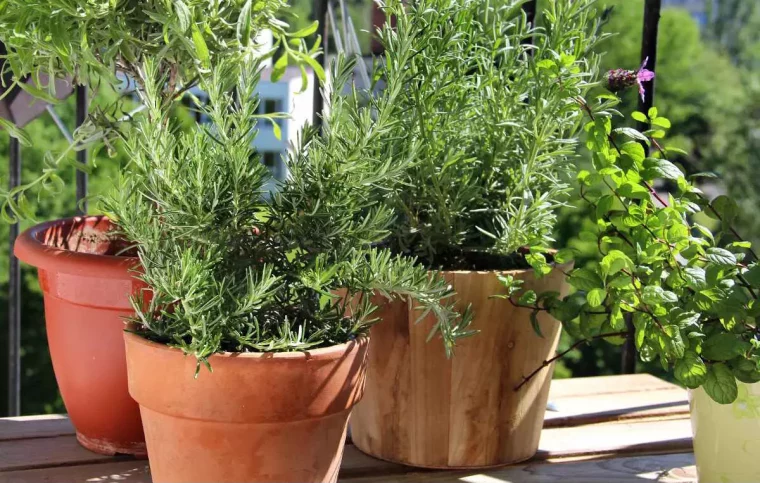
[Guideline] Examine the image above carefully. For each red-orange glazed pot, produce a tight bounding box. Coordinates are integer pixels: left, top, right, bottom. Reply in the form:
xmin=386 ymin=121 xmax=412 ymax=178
xmin=124 ymin=331 xmax=369 ymax=483
xmin=14 ymin=216 xmax=146 ymax=456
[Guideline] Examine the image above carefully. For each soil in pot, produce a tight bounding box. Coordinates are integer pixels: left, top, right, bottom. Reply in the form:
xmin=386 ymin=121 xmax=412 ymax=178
xmin=350 ymin=257 xmax=569 ymax=469
xmin=14 ymin=216 xmax=146 ymax=456
xmin=124 ymin=331 xmax=369 ymax=483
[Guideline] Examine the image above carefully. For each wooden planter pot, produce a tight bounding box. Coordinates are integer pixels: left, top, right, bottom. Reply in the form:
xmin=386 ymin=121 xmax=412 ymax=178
xmin=350 ymin=267 xmax=568 ymax=469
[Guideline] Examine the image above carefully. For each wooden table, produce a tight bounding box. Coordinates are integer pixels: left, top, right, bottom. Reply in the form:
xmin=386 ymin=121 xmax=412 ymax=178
xmin=0 ymin=375 xmax=699 ymax=482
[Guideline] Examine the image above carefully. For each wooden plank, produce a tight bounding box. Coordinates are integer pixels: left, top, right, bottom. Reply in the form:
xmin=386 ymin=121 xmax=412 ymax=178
xmin=0 ymin=418 xmax=692 ymax=474
xmin=547 ymin=374 xmax=677 ymax=399
xmin=0 ymin=416 xmax=74 ymax=442
xmin=0 ymin=436 xmax=127 ymax=472
xmin=544 ymin=386 xmax=689 ymax=428
xmin=0 ymin=375 xmax=689 ymax=442
xmin=0 ymin=461 xmax=150 ymax=483
xmin=537 ymin=418 xmax=693 ymax=460
xmin=338 ymin=453 xmax=697 ymax=482
xmin=0 ymin=452 xmax=698 ymax=483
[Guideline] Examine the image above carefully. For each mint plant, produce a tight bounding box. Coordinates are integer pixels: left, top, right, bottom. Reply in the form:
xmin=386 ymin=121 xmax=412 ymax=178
xmin=0 ymin=0 xmax=319 ymax=220
xmin=372 ymin=0 xmax=606 ymax=269
xmin=505 ymin=61 xmax=760 ymax=404
xmin=105 ymin=53 xmax=470 ymax=365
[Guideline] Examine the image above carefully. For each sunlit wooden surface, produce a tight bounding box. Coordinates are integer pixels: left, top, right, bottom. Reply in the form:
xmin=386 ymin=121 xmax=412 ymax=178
xmin=0 ymin=375 xmax=698 ymax=483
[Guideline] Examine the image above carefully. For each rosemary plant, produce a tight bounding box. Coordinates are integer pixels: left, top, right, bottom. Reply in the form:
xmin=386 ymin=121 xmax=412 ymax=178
xmin=0 ymin=0 xmax=319 ymax=220
xmin=106 ymin=54 xmax=470 ymax=363
xmin=372 ymin=0 xmax=606 ymax=269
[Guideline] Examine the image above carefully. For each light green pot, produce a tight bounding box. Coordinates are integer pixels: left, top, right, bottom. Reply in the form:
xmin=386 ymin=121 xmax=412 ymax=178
xmin=690 ymin=382 xmax=760 ymax=483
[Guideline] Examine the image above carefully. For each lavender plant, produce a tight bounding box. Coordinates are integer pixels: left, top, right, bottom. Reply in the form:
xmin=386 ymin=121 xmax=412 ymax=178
xmin=371 ymin=0 xmax=606 ymax=269
xmin=505 ymin=60 xmax=760 ymax=404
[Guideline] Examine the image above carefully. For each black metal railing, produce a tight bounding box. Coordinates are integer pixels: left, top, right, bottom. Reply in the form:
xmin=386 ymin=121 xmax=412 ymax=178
xmin=4 ymin=0 xmax=659 ymax=415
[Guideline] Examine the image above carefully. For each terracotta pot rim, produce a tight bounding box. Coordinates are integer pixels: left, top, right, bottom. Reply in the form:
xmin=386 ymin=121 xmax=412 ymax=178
xmin=124 ymin=330 xmax=369 ymax=361
xmin=14 ymin=215 xmax=138 ymax=278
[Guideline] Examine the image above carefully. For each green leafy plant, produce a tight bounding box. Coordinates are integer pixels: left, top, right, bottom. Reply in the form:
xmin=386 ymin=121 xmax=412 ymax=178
xmin=505 ymin=69 xmax=760 ymax=404
xmin=0 ymin=0 xmax=320 ymax=220
xmin=371 ymin=0 xmax=606 ymax=269
xmin=106 ymin=52 xmax=470 ymax=365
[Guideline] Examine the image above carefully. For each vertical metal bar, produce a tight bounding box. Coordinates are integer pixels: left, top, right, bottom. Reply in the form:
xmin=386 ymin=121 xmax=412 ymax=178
xmin=637 ymin=0 xmax=661 ymax=123
xmin=312 ymin=0 xmax=329 ymax=128
xmin=622 ymin=0 xmax=661 ymax=375
xmin=523 ymin=0 xmax=538 ymax=49
xmin=75 ymin=85 xmax=88 ymax=215
xmin=8 ymin=137 xmax=21 ymax=416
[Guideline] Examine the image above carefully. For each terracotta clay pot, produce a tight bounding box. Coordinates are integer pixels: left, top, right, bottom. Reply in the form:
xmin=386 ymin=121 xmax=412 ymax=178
xmin=124 ymin=331 xmax=369 ymax=483
xmin=350 ymin=266 xmax=569 ymax=469
xmin=14 ymin=216 xmax=146 ymax=455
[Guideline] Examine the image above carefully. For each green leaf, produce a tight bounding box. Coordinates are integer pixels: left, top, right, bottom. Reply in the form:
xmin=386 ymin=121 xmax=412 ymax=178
xmin=671 ymin=310 xmax=701 ymax=329
xmin=674 ymin=351 xmax=707 ymax=389
xmin=530 ymin=310 xmax=543 ymax=338
xmin=191 ymin=23 xmax=210 ymax=68
xmin=554 ymin=249 xmax=574 ymax=265
xmin=618 ymin=182 xmax=650 ymax=200
xmin=272 ymin=53 xmax=289 ymax=82
xmin=621 ymin=142 xmax=646 ymax=162
xmin=709 ymin=195 xmax=739 ymax=224
xmin=641 ymin=285 xmax=678 ymax=305
xmin=681 ymin=267 xmax=707 ymax=290
xmin=732 ymin=359 xmax=760 ymax=384
xmin=643 ymin=158 xmax=683 ymax=180
xmin=595 ymin=194 xmax=614 ymax=220
xmin=569 ymin=268 xmax=604 ymax=291
xmin=548 ymin=293 xmax=586 ymax=322
xmin=291 ymin=20 xmax=319 ymax=38
xmin=651 ymin=117 xmax=671 ymax=129
xmin=702 ymin=333 xmax=750 ymax=361
xmin=16 ymin=81 xmax=61 ymax=105
xmin=518 ymin=290 xmax=537 ymax=306
xmin=0 ymin=118 xmax=32 ymax=147
xmin=631 ymin=111 xmax=648 ymax=123
xmin=537 ymin=59 xmax=555 ymax=70
xmin=579 ymin=309 xmax=606 ymax=337
xmin=174 ymin=0 xmax=191 ymax=32
xmin=704 ymin=363 xmax=738 ymax=404
xmin=586 ymin=288 xmax=606 ymax=308
xmin=298 ymin=52 xmax=326 ymax=83
xmin=744 ymin=264 xmax=760 ymax=286
xmin=648 ymin=107 xmax=658 ymax=119
xmin=615 ymin=127 xmax=648 ymax=142
xmin=705 ymin=247 xmax=737 ymax=268
xmin=600 ymin=250 xmax=632 ymax=278
xmin=236 ymin=0 xmax=253 ymax=46
xmin=271 ymin=119 xmax=282 ymax=140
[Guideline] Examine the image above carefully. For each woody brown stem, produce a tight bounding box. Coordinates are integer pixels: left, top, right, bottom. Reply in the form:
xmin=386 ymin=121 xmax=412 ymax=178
xmin=514 ymin=331 xmax=629 ymax=391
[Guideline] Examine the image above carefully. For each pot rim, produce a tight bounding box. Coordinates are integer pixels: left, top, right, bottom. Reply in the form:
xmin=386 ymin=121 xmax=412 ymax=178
xmin=124 ymin=330 xmax=369 ymax=362
xmin=431 ymin=248 xmax=571 ymax=275
xmin=14 ymin=215 xmax=139 ymax=278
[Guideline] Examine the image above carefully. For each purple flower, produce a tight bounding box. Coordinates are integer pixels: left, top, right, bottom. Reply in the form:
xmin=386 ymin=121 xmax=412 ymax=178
xmin=605 ymin=58 xmax=656 ymax=102
xmin=636 ymin=57 xmax=655 ymax=102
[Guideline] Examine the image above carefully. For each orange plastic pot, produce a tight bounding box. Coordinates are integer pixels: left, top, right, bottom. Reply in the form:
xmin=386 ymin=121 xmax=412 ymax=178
xmin=124 ymin=331 xmax=369 ymax=483
xmin=14 ymin=216 xmax=146 ymax=455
